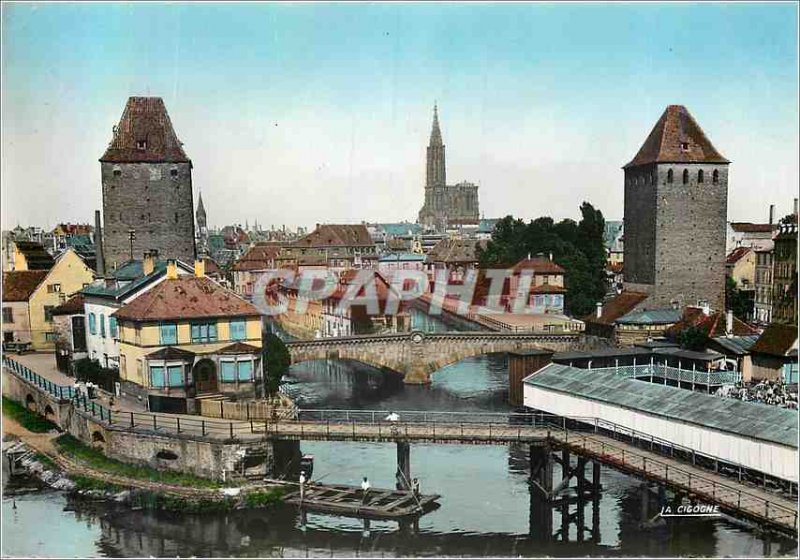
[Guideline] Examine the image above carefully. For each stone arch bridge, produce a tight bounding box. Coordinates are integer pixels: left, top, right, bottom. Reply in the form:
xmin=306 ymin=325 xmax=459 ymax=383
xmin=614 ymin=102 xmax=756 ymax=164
xmin=285 ymin=331 xmax=588 ymax=384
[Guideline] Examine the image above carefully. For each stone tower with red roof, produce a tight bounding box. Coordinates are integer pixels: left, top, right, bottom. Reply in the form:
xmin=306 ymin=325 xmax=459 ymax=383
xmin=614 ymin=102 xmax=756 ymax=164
xmin=100 ymin=97 xmax=196 ymax=269
xmin=623 ymin=105 xmax=729 ymax=311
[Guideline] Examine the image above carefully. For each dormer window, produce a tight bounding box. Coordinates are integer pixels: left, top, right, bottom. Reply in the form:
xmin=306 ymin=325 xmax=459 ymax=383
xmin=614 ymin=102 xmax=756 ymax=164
xmin=113 ymin=167 xmax=122 ymax=177
xmin=680 ymin=142 xmax=689 ymax=151
xmin=136 ymin=140 xmax=147 ymax=150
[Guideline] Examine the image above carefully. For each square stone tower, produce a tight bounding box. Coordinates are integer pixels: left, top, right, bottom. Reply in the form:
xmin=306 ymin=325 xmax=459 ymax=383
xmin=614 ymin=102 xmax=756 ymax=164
xmin=100 ymin=97 xmax=196 ymax=269
xmin=623 ymin=105 xmax=729 ymax=311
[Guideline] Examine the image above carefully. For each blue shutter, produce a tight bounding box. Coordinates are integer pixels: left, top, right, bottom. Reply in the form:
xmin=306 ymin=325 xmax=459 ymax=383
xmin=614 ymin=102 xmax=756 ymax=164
xmin=89 ymin=313 xmax=96 ymax=335
xmin=167 ymin=365 xmax=183 ymax=387
xmin=150 ymin=366 xmax=165 ymax=387
xmin=209 ymin=322 xmax=218 ymax=341
xmin=160 ymin=323 xmax=177 ymax=345
xmin=230 ymin=319 xmax=246 ymax=341
xmin=220 ymin=360 xmax=236 ymax=381
xmin=100 ymin=314 xmax=106 ymax=338
xmin=109 ymin=317 xmax=118 ymax=338
xmin=191 ymin=323 xmax=200 ymax=342
xmin=237 ymin=359 xmax=253 ymax=381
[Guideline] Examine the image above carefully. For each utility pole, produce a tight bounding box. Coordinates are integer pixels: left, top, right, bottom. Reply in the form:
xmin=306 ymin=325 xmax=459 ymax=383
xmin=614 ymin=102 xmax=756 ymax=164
xmin=127 ymin=229 xmax=136 ymax=262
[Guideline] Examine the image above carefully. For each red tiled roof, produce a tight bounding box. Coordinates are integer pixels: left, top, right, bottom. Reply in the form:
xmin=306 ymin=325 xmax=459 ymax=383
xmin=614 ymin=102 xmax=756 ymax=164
xmin=294 ymin=224 xmax=373 ymax=248
xmin=202 ymin=257 xmax=222 ymax=275
xmin=326 ymin=270 xmax=395 ymax=304
xmin=232 ymin=243 xmax=281 ymax=271
xmin=664 ymin=307 xmax=758 ymax=338
xmin=113 ymin=276 xmax=261 ymax=322
xmin=726 ymin=246 xmax=753 ymax=265
xmin=2 ymin=270 xmax=48 ymax=302
xmin=729 ymin=223 xmax=776 ymax=234
xmin=100 ymin=97 xmax=190 ymax=163
xmin=511 ymin=257 xmax=565 ymax=275
xmin=51 ymin=293 xmax=85 ymax=316
xmin=583 ymin=291 xmax=649 ymax=325
xmin=750 ymin=324 xmax=798 ymax=357
xmin=624 ymin=105 xmax=729 ymax=168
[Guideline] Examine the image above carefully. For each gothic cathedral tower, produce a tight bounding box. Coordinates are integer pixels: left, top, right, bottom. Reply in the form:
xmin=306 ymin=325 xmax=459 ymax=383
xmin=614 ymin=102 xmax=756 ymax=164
xmin=623 ymin=105 xmax=729 ymax=311
xmin=99 ymin=97 xmax=196 ymax=268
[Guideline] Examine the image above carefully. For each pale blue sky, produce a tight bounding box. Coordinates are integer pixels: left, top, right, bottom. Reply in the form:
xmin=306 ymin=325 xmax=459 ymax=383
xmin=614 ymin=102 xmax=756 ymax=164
xmin=2 ymin=2 xmax=798 ymax=229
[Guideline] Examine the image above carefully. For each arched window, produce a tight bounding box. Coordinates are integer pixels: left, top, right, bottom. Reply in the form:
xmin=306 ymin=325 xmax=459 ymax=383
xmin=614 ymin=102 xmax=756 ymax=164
xmin=713 ymin=169 xmax=719 ymax=184
xmin=667 ymin=169 xmax=673 ymax=183
xmin=698 ymin=169 xmax=704 ymax=183
xmin=682 ymin=169 xmax=689 ymax=184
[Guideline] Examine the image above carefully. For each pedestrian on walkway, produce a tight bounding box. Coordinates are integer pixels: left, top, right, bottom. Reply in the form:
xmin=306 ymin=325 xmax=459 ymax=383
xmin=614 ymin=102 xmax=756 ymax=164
xmin=299 ymin=471 xmax=307 ymax=502
xmin=360 ymin=476 xmax=371 ymax=502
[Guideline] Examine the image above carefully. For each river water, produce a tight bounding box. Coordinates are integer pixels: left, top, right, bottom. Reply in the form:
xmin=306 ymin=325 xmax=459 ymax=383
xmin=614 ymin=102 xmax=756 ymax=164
xmin=2 ymin=310 xmax=797 ymax=557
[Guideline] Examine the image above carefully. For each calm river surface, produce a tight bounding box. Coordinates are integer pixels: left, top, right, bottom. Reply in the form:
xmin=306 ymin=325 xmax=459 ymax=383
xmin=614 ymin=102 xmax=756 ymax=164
xmin=2 ymin=310 xmax=797 ymax=557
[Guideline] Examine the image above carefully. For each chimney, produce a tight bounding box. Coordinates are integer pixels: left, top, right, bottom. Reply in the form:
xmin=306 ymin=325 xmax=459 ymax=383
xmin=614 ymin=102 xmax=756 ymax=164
xmin=596 ymin=302 xmax=603 ymax=319
xmin=166 ymin=259 xmax=178 ymax=280
xmin=142 ymin=251 xmax=156 ymax=276
xmin=94 ymin=210 xmax=105 ymax=277
xmin=194 ymin=258 xmax=205 ymax=278
xmin=769 ymin=204 xmax=775 ymax=225
xmin=726 ymin=309 xmax=734 ymax=337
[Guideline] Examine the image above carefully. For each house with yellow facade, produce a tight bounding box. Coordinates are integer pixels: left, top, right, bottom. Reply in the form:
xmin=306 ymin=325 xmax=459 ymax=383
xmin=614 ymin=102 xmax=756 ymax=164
xmin=112 ymin=260 xmax=264 ymax=414
xmin=2 ymin=249 xmax=95 ymax=350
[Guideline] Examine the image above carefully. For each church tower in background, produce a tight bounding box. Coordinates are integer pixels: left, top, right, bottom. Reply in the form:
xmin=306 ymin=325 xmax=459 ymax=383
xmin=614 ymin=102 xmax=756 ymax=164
xmin=417 ymin=104 xmax=480 ymax=232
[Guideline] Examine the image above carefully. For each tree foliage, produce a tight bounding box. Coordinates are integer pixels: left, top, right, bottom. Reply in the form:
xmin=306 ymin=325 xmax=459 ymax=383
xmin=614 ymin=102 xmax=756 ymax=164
xmin=675 ymin=326 xmax=709 ymax=351
xmin=725 ymin=276 xmax=753 ymax=320
xmin=262 ymin=332 xmax=290 ymax=398
xmin=478 ymin=202 xmax=608 ymax=317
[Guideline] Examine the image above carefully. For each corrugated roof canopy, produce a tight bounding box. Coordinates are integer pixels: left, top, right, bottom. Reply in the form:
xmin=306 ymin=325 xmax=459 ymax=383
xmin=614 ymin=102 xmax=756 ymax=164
xmin=525 ymin=364 xmax=798 ymax=448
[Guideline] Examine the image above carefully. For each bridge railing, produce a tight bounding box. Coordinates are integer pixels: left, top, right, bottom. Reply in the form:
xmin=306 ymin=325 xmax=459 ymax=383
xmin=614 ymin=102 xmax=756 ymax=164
xmin=2 ymin=356 xmax=75 ymax=400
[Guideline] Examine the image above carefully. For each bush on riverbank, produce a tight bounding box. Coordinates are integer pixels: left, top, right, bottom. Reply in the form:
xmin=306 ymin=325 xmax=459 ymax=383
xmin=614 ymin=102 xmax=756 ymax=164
xmin=2 ymin=396 xmax=58 ymax=433
xmin=244 ymin=487 xmax=287 ymax=508
xmin=54 ymin=434 xmax=220 ymax=488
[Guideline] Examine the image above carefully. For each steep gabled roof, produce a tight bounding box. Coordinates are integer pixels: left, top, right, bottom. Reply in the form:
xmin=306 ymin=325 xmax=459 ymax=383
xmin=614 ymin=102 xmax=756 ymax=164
xmin=2 ymin=270 xmax=49 ymax=302
xmin=14 ymin=241 xmax=55 ymax=270
xmin=232 ymin=243 xmax=282 ymax=271
xmin=293 ymin=224 xmax=374 ymax=248
xmin=100 ymin=97 xmax=190 ymax=163
xmin=726 ymin=246 xmax=753 ymax=265
xmin=664 ymin=307 xmax=758 ymax=338
xmin=511 ymin=256 xmax=565 ymax=275
xmin=751 ymin=324 xmax=798 ymax=357
xmin=624 ymin=105 xmax=729 ymax=169
xmin=113 ymin=276 xmax=261 ymax=322
xmin=583 ymin=291 xmax=649 ymax=325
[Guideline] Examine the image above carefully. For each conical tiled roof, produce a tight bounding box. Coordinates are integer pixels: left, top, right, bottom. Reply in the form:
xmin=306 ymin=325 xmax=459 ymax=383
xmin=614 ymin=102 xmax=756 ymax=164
xmin=624 ymin=105 xmax=729 ymax=169
xmin=100 ymin=97 xmax=190 ymax=163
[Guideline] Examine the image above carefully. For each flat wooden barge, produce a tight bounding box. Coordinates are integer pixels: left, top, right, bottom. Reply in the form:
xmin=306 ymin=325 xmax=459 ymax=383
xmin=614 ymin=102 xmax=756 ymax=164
xmin=282 ymin=482 xmax=440 ymax=520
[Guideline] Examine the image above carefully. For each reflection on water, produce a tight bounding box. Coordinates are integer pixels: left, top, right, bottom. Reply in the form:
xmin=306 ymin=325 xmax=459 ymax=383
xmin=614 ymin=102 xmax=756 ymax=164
xmin=4 ymin=309 xmax=798 ymax=557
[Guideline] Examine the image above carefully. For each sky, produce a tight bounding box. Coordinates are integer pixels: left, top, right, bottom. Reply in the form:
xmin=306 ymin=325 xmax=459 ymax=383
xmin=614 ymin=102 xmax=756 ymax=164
xmin=1 ymin=2 xmax=798 ymax=231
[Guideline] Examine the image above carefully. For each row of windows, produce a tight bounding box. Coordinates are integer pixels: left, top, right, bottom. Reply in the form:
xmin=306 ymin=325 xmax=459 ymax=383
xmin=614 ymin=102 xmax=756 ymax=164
xmin=112 ymin=167 xmax=180 ymax=179
xmin=159 ymin=319 xmax=248 ymax=345
xmin=88 ymin=313 xmax=118 ymax=338
xmin=149 ymin=358 xmax=255 ymax=388
xmin=628 ymin=169 xmax=720 ymax=186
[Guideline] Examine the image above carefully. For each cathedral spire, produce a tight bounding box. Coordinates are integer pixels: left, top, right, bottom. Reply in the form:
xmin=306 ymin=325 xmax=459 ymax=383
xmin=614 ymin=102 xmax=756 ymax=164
xmin=429 ymin=103 xmax=443 ymax=147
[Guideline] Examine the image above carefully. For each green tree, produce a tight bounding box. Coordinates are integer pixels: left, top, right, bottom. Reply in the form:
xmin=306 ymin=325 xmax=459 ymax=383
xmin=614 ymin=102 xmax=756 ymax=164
xmin=478 ymin=202 xmax=608 ymax=317
xmin=262 ymin=332 xmax=290 ymax=399
xmin=725 ymin=276 xmax=753 ymax=319
xmin=675 ymin=326 xmax=709 ymax=351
